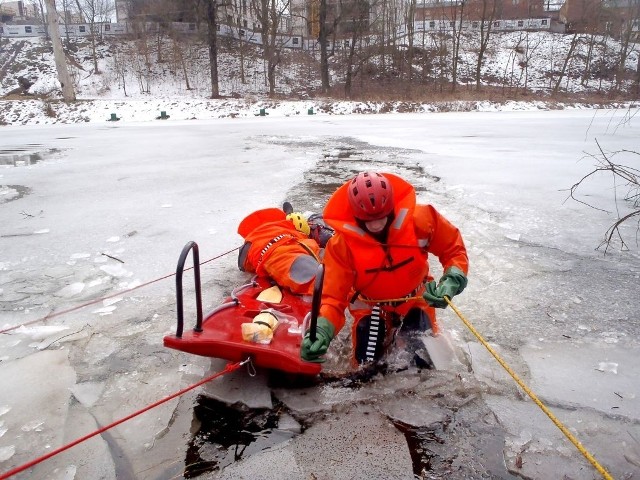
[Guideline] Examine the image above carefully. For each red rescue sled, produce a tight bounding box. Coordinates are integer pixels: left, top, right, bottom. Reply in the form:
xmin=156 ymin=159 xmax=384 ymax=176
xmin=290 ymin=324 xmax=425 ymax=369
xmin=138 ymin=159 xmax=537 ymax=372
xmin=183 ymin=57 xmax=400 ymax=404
xmin=163 ymin=241 xmax=323 ymax=376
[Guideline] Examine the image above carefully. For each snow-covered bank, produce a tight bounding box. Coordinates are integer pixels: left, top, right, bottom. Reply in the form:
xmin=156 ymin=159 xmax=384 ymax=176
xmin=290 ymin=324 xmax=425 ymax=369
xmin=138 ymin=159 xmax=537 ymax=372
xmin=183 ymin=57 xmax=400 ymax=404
xmin=0 ymin=97 xmax=637 ymax=126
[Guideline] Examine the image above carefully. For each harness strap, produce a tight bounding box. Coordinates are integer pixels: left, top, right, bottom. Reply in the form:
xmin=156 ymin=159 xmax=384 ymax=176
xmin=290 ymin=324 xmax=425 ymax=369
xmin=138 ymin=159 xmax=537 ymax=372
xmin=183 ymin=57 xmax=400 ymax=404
xmin=296 ymin=238 xmax=320 ymax=261
xmin=359 ymin=284 xmax=425 ymax=306
xmin=256 ymin=234 xmax=320 ymax=272
xmin=256 ymin=234 xmax=294 ymax=270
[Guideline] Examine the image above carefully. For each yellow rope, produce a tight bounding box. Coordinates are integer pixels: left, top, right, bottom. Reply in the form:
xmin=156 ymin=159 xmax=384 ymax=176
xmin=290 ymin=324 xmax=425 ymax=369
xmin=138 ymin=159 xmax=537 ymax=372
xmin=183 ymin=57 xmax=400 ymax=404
xmin=444 ymin=297 xmax=614 ymax=480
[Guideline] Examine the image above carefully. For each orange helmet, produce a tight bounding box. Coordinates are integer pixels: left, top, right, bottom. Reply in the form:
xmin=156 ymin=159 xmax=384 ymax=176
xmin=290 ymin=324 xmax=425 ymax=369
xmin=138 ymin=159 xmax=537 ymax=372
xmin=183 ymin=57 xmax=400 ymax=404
xmin=347 ymin=172 xmax=394 ymax=221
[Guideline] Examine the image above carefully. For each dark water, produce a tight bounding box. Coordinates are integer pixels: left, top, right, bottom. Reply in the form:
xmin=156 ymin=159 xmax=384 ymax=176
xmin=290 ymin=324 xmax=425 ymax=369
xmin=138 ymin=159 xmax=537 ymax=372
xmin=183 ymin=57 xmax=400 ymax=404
xmin=183 ymin=395 xmax=295 ymax=478
xmin=0 ymin=145 xmax=62 ymax=166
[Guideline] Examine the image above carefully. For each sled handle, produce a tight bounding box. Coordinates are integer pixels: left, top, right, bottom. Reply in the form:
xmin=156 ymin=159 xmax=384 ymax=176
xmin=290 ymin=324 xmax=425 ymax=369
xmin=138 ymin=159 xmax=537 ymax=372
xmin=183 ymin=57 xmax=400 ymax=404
xmin=309 ymin=263 xmax=325 ymax=342
xmin=175 ymin=241 xmax=204 ymax=337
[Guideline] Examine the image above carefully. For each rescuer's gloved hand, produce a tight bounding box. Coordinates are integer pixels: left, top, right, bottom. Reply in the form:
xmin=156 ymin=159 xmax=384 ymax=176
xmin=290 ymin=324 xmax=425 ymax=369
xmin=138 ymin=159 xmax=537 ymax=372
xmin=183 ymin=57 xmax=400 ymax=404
xmin=301 ymin=317 xmax=335 ymax=363
xmin=423 ymin=266 xmax=468 ymax=309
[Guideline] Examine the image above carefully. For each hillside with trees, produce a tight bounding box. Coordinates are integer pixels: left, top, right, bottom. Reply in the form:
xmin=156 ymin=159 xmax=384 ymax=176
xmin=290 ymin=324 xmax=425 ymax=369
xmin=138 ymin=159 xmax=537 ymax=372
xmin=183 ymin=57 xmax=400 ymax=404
xmin=0 ymin=0 xmax=639 ymax=103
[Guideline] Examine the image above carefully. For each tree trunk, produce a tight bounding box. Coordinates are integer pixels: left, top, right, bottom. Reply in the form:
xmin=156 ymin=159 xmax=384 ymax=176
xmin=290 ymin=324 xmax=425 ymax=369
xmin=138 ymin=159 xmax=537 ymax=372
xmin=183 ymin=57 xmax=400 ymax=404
xmin=207 ymin=0 xmax=220 ymax=98
xmin=406 ymin=0 xmax=416 ymax=84
xmin=44 ymin=0 xmax=76 ymax=102
xmin=90 ymin=24 xmax=99 ymax=73
xmin=475 ymin=0 xmax=496 ymax=91
xmin=344 ymin=24 xmax=359 ymax=97
xmin=266 ymin=0 xmax=278 ymax=96
xmin=635 ymin=50 xmax=640 ymax=96
xmin=581 ymin=33 xmax=596 ymax=87
xmin=451 ymin=5 xmax=464 ymax=93
xmin=319 ymin=0 xmax=330 ymax=93
xmin=553 ymin=33 xmax=578 ymax=95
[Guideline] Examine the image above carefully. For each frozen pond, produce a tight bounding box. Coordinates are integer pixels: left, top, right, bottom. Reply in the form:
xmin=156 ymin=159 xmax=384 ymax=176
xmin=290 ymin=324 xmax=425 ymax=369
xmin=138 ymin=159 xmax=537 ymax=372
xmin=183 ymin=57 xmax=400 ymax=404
xmin=1 ymin=109 xmax=639 ymax=479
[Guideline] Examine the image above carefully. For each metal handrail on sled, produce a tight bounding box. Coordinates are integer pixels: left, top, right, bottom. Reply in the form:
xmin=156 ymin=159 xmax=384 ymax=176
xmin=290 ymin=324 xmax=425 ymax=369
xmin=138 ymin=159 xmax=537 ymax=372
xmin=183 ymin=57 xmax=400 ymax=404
xmin=175 ymin=241 xmax=204 ymax=337
xmin=309 ymin=264 xmax=324 ymax=342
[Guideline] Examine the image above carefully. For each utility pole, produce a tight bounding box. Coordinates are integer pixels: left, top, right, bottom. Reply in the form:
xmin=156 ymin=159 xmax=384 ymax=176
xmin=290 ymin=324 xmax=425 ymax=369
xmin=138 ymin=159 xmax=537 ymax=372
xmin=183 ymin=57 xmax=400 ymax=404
xmin=44 ymin=0 xmax=76 ymax=101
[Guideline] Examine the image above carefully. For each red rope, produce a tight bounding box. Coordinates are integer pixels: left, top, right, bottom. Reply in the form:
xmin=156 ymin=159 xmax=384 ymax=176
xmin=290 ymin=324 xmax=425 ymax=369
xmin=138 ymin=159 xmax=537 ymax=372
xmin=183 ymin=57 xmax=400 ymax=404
xmin=0 ymin=247 xmax=239 ymax=335
xmin=0 ymin=359 xmax=246 ymax=480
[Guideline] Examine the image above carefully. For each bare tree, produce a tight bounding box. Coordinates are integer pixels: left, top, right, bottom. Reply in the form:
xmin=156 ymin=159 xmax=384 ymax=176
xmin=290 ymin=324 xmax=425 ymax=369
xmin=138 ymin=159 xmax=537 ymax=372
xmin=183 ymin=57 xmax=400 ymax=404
xmin=60 ymin=0 xmax=77 ymax=45
xmin=568 ymin=134 xmax=640 ymax=253
xmin=343 ymin=0 xmax=370 ymax=97
xmin=223 ymin=0 xmax=263 ymax=87
xmin=74 ymin=0 xmax=115 ymax=73
xmin=404 ymin=0 xmax=417 ymax=84
xmin=580 ymin=32 xmax=598 ymax=88
xmin=205 ymin=0 xmax=220 ymax=97
xmin=111 ymin=41 xmax=128 ymax=96
xmin=170 ymin=32 xmax=192 ymax=91
xmin=613 ymin=10 xmax=640 ymax=93
xmin=553 ymin=32 xmax=579 ymax=95
xmin=449 ymin=0 xmax=465 ymax=92
xmin=29 ymin=0 xmax=47 ymax=28
xmin=253 ymin=0 xmax=289 ymax=96
xmin=319 ymin=0 xmax=331 ymax=92
xmin=44 ymin=0 xmax=76 ymax=101
xmin=474 ymin=0 xmax=498 ymax=91
xmin=636 ymin=43 xmax=640 ymax=96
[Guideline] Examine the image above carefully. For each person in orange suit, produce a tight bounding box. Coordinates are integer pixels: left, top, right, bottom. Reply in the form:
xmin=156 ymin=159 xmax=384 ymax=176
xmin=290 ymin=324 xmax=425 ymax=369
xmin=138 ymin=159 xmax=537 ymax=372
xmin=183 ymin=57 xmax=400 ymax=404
xmin=300 ymin=171 xmax=469 ymax=366
xmin=237 ymin=207 xmax=332 ymax=295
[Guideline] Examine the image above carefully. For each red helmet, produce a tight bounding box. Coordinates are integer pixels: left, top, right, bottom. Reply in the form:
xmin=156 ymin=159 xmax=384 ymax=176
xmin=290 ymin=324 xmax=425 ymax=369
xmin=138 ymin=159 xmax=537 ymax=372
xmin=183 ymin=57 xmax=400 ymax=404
xmin=347 ymin=172 xmax=394 ymax=220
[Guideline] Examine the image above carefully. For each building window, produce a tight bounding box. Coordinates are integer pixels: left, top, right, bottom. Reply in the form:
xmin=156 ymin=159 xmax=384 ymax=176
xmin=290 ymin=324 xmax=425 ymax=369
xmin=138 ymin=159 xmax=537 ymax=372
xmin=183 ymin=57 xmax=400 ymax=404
xmin=449 ymin=21 xmax=455 ymax=27
xmin=25 ymin=26 xmax=32 ymax=33
xmin=517 ymin=20 xmax=523 ymax=27
xmin=429 ymin=21 xmax=435 ymax=28
xmin=79 ymin=25 xmax=85 ymax=32
xmin=541 ymin=19 xmax=548 ymax=25
xmin=104 ymin=24 xmax=111 ymax=31
xmin=493 ymin=21 xmax=500 ymax=27
xmin=293 ymin=37 xmax=299 ymax=44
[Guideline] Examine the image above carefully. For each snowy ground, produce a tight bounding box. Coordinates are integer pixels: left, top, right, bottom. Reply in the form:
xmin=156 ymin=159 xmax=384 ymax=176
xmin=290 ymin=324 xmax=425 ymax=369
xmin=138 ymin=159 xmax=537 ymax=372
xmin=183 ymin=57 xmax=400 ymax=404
xmin=0 ymin=108 xmax=639 ymax=479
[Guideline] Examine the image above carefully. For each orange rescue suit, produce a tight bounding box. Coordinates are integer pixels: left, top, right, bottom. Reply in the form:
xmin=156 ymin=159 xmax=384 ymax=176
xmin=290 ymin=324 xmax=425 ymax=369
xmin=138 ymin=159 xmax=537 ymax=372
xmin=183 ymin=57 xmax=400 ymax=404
xmin=238 ymin=208 xmax=321 ymax=295
xmin=319 ymin=174 xmax=469 ymax=333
